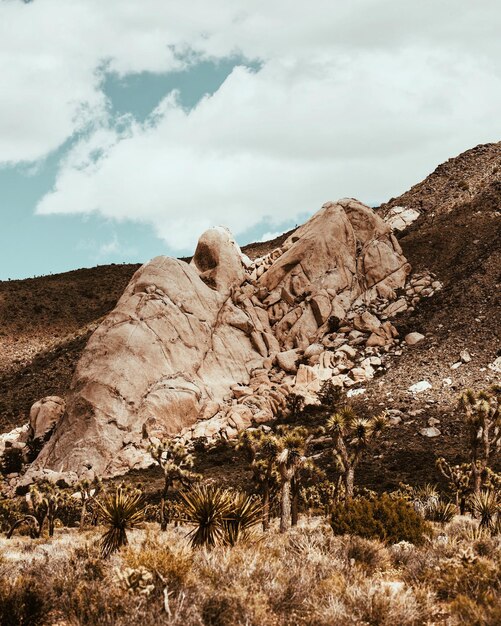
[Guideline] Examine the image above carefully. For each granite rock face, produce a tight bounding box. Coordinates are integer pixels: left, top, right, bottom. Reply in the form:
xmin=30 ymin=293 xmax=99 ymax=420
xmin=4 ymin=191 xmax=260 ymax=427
xmin=27 ymin=199 xmax=414 ymax=480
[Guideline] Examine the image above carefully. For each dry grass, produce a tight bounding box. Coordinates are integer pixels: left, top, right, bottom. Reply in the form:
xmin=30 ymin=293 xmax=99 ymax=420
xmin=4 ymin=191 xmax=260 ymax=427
xmin=0 ymin=517 xmax=500 ymax=625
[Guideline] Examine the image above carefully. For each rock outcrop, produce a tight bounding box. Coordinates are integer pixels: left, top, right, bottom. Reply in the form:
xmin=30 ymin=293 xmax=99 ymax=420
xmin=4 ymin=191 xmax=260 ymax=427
xmin=26 ymin=198 xmax=414 ymax=480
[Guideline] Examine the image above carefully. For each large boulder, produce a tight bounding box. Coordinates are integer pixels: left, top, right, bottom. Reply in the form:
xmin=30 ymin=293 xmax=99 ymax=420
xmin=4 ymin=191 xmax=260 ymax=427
xmin=27 ymin=199 xmax=411 ymax=480
xmin=29 ymin=396 xmax=65 ymax=440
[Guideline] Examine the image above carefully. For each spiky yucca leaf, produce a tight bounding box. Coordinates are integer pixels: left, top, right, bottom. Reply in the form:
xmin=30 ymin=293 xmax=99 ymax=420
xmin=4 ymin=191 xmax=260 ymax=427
xmin=352 ymin=418 xmax=370 ymax=443
xmin=95 ymin=487 xmax=145 ymax=558
xmin=223 ymin=493 xmax=263 ymax=546
xmin=370 ymin=411 xmax=388 ymax=435
xmin=427 ymin=500 xmax=456 ymax=524
xmin=471 ymin=490 xmax=499 ymax=530
xmin=177 ymin=484 xmax=233 ymax=548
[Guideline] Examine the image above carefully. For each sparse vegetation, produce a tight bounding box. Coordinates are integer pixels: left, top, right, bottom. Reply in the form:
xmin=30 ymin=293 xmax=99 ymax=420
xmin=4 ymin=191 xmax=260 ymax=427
xmin=0 ymin=386 xmax=500 ymax=623
xmin=94 ymin=485 xmax=145 ymax=557
xmin=325 ymin=406 xmax=387 ymax=500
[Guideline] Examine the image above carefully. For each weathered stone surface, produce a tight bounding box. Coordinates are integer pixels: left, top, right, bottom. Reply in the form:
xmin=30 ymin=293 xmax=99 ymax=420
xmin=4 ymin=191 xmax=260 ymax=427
xmin=419 ymin=427 xmax=441 ymax=438
xmin=353 ymin=311 xmax=381 ymax=333
xmin=26 ymin=199 xmax=411 ymax=481
xmin=29 ymin=396 xmax=65 ymax=440
xmin=385 ymin=206 xmax=420 ymax=231
xmin=409 ymin=380 xmax=432 ymax=393
xmin=276 ymin=349 xmax=301 ymax=373
xmin=405 ymin=332 xmax=425 ymax=346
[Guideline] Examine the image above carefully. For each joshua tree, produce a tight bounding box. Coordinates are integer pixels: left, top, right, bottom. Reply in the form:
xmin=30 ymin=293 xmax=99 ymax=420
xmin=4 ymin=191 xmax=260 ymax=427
xmin=148 ymin=439 xmax=198 ymax=530
xmin=44 ymin=483 xmax=65 ymax=537
xmin=459 ymin=386 xmax=500 ymax=495
xmin=95 ymin=485 xmax=145 ymax=558
xmin=317 ymin=379 xmax=343 ymax=411
xmin=237 ymin=429 xmax=279 ymax=530
xmin=436 ymin=458 xmax=471 ymax=514
xmin=276 ymin=429 xmax=308 ymax=533
xmin=325 ymin=406 xmax=387 ymax=501
xmin=74 ymin=477 xmax=101 ymax=531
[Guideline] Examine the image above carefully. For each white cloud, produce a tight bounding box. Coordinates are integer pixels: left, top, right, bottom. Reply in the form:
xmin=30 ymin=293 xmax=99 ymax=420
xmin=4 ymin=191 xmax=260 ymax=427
xmin=1 ymin=0 xmax=500 ymax=248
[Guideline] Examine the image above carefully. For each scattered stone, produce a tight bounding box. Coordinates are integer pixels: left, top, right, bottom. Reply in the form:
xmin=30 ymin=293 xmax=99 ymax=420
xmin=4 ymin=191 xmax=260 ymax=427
xmin=408 ymin=380 xmax=432 ymax=393
xmin=276 ymin=349 xmax=301 ymax=373
xmin=385 ymin=205 xmax=420 ymax=231
xmin=383 ymin=299 xmax=408 ymax=317
xmin=405 ymin=332 xmax=425 ymax=346
xmin=347 ymin=388 xmax=366 ymax=398
xmin=419 ymin=427 xmax=441 ymax=438
xmin=451 ymin=361 xmax=462 ymax=370
xmin=488 ymin=357 xmax=501 ymax=373
xmin=460 ymin=350 xmax=472 ymax=363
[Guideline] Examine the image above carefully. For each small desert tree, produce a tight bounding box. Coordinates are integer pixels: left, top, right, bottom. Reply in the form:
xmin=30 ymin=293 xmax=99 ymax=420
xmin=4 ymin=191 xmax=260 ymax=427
xmin=237 ymin=429 xmax=279 ymax=530
xmin=276 ymin=429 xmax=308 ymax=533
xmin=459 ymin=386 xmax=500 ymax=495
xmin=149 ymin=439 xmax=198 ymax=530
xmin=74 ymin=477 xmax=101 ymax=531
xmin=436 ymin=458 xmax=471 ymax=514
xmin=326 ymin=406 xmax=387 ymax=501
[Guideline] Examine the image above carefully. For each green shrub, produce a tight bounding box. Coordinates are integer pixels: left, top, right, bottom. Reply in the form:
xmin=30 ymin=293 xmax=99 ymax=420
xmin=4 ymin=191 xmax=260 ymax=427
xmin=330 ymin=494 xmax=431 ymax=545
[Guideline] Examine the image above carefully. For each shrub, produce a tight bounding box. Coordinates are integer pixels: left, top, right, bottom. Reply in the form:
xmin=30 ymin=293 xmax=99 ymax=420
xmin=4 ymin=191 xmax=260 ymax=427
xmin=344 ymin=535 xmax=391 ymax=574
xmin=317 ymin=379 xmax=343 ymax=409
xmin=123 ymin=544 xmax=192 ymax=592
xmin=0 ymin=575 xmax=49 ymax=626
xmin=0 ymin=446 xmax=23 ymax=475
xmin=330 ymin=494 xmax=431 ymax=545
xmin=202 ymin=593 xmax=247 ymax=626
xmin=426 ymin=500 xmax=456 ymax=524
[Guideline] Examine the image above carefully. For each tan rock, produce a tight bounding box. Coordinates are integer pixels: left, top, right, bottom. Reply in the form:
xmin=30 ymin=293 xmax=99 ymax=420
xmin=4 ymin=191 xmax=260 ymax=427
xmin=26 ymin=198 xmax=411 ymax=481
xmin=353 ymin=311 xmax=381 ymax=333
xmin=276 ymin=349 xmax=301 ymax=373
xmin=405 ymin=332 xmax=425 ymax=346
xmin=29 ymin=396 xmax=65 ymax=441
xmin=366 ymin=333 xmax=388 ymax=347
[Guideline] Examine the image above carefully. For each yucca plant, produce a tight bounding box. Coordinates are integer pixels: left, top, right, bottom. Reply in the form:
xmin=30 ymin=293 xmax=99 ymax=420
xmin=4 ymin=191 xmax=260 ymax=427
xmin=95 ymin=486 xmax=145 ymax=558
xmin=237 ymin=430 xmax=279 ymax=530
xmin=177 ymin=484 xmax=232 ymax=548
xmin=412 ymin=484 xmax=440 ymax=518
xmin=178 ymin=485 xmax=263 ymax=548
xmin=427 ymin=499 xmax=457 ymax=524
xmin=458 ymin=386 xmax=500 ymax=495
xmin=223 ymin=492 xmax=263 ymax=546
xmin=74 ymin=477 xmax=101 ymax=531
xmin=471 ymin=490 xmax=499 ymax=530
xmin=148 ymin=439 xmax=198 ymax=530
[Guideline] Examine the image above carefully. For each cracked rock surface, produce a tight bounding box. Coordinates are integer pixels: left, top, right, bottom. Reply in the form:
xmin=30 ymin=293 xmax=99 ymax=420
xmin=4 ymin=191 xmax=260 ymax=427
xmin=26 ymin=199 xmax=412 ymax=480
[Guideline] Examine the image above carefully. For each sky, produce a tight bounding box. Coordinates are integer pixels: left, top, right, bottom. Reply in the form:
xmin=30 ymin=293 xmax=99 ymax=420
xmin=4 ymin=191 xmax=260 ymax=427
xmin=0 ymin=1 xmax=500 ymax=280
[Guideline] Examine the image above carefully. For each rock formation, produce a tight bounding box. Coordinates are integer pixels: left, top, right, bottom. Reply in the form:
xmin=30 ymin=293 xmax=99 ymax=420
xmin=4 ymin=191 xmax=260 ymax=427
xmin=25 ymin=198 xmax=426 ymax=481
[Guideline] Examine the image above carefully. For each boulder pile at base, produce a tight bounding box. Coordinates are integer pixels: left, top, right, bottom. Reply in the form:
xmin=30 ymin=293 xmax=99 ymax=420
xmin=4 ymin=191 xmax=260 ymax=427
xmin=20 ymin=198 xmax=443 ymax=482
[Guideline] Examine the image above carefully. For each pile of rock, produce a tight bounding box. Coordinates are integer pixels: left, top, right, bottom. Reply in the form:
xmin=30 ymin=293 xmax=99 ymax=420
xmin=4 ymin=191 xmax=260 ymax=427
xmin=17 ymin=198 xmax=444 ymax=481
